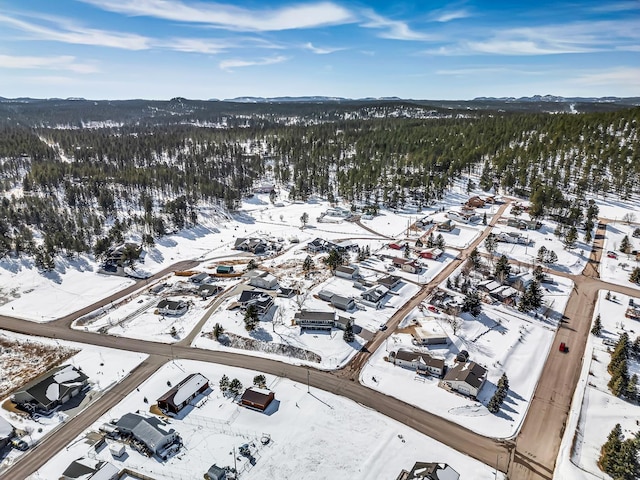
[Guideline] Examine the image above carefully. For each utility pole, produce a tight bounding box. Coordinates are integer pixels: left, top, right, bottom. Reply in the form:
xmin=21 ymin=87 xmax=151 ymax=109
xmin=307 ymin=368 xmax=310 ymax=393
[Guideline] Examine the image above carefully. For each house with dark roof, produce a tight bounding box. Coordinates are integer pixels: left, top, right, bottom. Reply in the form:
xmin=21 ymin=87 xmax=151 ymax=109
xmin=238 ymin=289 xmax=274 ymax=314
xmin=334 ymin=265 xmax=359 ymax=279
xmin=395 ymin=461 xmax=460 ymax=480
xmin=330 ymin=294 xmax=356 ymax=311
xmin=11 ymin=364 xmax=89 ymax=413
xmin=392 ymin=350 xmax=445 ymax=377
xmin=234 ymin=237 xmax=267 ymax=254
xmin=240 ymin=387 xmax=275 ymax=412
xmin=216 ymin=264 xmax=235 ymax=274
xmin=392 ymin=257 xmax=420 ymax=274
xmin=199 ymin=284 xmax=222 ymax=299
xmin=157 ymin=373 xmax=209 ymax=414
xmin=360 ymin=285 xmax=389 ymax=309
xmin=157 ymin=299 xmax=188 ymax=316
xmin=306 ymin=237 xmax=338 ymax=253
xmin=378 ymin=275 xmax=402 ymax=290
xmin=61 ymin=458 xmax=119 ymax=480
xmin=0 ymin=416 xmax=14 ymax=451
xmin=189 ymin=272 xmax=210 ymax=284
xmin=293 ymin=310 xmax=353 ymax=331
xmin=436 ymin=219 xmax=454 ymax=232
xmin=205 ymin=464 xmax=227 ymax=480
xmin=442 ymin=361 xmax=487 ymax=398
xmin=115 ymin=413 xmax=179 ymax=457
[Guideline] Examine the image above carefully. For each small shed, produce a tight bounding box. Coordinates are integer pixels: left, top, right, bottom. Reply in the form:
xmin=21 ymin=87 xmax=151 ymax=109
xmin=216 ymin=265 xmax=234 ymax=274
xmin=240 ymin=387 xmax=275 ymax=412
xmin=206 ymin=464 xmax=227 ymax=480
xmin=109 ymin=443 xmax=125 ymax=458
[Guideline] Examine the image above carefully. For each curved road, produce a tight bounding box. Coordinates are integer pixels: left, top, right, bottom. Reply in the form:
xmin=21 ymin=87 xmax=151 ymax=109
xmin=2 ymin=211 xmax=638 ymax=480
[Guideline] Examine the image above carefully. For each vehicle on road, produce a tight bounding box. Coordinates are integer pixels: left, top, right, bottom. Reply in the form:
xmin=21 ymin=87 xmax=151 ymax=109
xmin=379 ymin=324 xmax=388 ymax=331
xmin=559 ymin=342 xmax=569 ymax=353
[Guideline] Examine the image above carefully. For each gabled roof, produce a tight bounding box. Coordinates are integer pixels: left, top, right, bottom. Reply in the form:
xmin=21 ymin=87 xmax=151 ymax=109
xmin=157 ymin=373 xmax=209 ymax=408
xmin=378 ymin=275 xmax=401 ymax=288
xmin=335 ymin=265 xmax=356 ymax=275
xmin=395 ymin=350 xmax=445 ymax=369
xmin=443 ymin=361 xmax=487 ymax=389
xmin=61 ymin=457 xmax=119 ymax=480
xmin=16 ymin=364 xmax=88 ymax=409
xmin=157 ymin=299 xmax=186 ymax=310
xmin=294 ymin=310 xmax=335 ymax=321
xmin=331 ymin=294 xmax=355 ymax=310
xmin=240 ymin=387 xmax=274 ymax=405
xmin=116 ymin=413 xmax=175 ymax=453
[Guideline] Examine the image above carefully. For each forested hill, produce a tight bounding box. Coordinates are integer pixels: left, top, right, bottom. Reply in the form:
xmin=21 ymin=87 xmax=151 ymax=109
xmin=0 ymin=98 xmax=638 ymax=268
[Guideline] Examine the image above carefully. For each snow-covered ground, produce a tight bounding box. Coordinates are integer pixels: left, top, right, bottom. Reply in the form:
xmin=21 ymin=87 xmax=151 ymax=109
xmin=599 ymin=221 xmax=640 ymax=289
xmin=360 ymin=265 xmax=573 ymax=439
xmin=28 ymin=359 xmax=505 ymax=480
xmin=0 ymin=330 xmax=147 ymax=472
xmin=555 ymin=290 xmax=640 ymax=479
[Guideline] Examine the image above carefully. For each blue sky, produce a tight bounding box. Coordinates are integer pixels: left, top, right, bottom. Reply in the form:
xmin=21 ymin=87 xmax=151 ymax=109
xmin=0 ymin=0 xmax=638 ymax=99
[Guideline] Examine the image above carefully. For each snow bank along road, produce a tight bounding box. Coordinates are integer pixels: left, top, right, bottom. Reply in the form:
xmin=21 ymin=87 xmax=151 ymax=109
xmin=1 ymin=213 xmax=637 ymax=480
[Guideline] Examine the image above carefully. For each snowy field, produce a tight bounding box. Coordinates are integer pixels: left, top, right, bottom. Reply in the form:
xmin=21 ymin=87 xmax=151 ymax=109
xmin=599 ymin=221 xmax=640 ymax=289
xmin=555 ymin=290 xmax=640 ymax=479
xmin=28 ymin=359 xmax=504 ymax=480
xmin=360 ymin=266 xmax=573 ymax=439
xmin=0 ymin=330 xmax=147 ymax=472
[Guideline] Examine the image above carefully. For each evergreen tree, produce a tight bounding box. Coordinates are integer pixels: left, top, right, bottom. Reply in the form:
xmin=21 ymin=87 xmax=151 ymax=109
xmin=546 ymin=250 xmax=558 ymax=265
xmin=498 ymin=373 xmax=509 ymax=391
xmin=536 ymin=245 xmax=547 ymax=263
xmin=302 ymin=255 xmax=314 ymax=271
xmin=482 ymin=212 xmax=487 ymax=225
xmin=243 ymin=304 xmax=260 ymax=331
xmin=494 ymin=255 xmax=511 ymax=282
xmin=630 ymin=267 xmax=640 ymax=284
xmin=591 ymin=314 xmax=602 ymax=336
xmin=598 ymin=424 xmax=623 ymax=475
xmin=461 ymin=290 xmax=482 ymax=317
xmin=343 ymin=322 xmax=355 ymax=343
xmin=563 ymin=226 xmax=578 ymax=250
xmin=228 ymin=378 xmax=243 ymax=396
xmin=246 ymin=258 xmax=258 ymax=270
xmin=219 ymin=374 xmax=230 ymax=392
xmin=253 ymin=375 xmax=267 ymax=388
xmin=300 ymin=212 xmax=309 ymax=229
xmin=467 ymin=248 xmax=482 ymax=271
xmin=213 ymin=323 xmax=224 ymax=339
xmin=625 ymin=374 xmax=637 ymax=401
xmin=484 ymin=233 xmax=497 ymax=257
xmin=325 ymin=248 xmax=344 ymax=271
xmin=620 ymin=235 xmax=631 ymax=254
xmin=435 ymin=234 xmax=445 ymax=250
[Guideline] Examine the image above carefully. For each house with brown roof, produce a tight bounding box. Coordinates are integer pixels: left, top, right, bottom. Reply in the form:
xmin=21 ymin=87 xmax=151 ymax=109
xmin=157 ymin=373 xmax=209 ymax=414
xmin=392 ymin=350 xmax=445 ymax=377
xmin=442 ymin=361 xmax=487 ymax=398
xmin=392 ymin=257 xmax=420 ymax=274
xmin=240 ymin=387 xmax=275 ymax=412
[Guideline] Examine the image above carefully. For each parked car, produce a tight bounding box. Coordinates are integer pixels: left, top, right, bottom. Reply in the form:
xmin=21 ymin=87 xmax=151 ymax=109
xmin=607 ymin=251 xmax=618 ymax=259
xmin=427 ymin=305 xmax=440 ymax=314
xmin=11 ymin=439 xmax=28 ymax=451
xmin=559 ymin=342 xmax=569 ymax=353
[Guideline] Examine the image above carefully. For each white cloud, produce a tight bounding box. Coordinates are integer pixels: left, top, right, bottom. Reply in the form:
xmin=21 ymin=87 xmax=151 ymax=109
xmin=0 ymin=54 xmax=98 ymax=73
xmin=432 ymin=9 xmax=471 ymax=23
xmin=361 ymin=11 xmax=437 ymax=41
xmin=303 ymin=42 xmax=344 ymax=54
xmin=574 ymin=67 xmax=640 ymax=86
xmin=0 ymin=13 xmax=151 ymax=50
xmin=79 ymin=0 xmax=354 ymax=31
xmin=435 ymin=66 xmax=543 ymax=76
xmin=219 ymin=55 xmax=288 ymax=72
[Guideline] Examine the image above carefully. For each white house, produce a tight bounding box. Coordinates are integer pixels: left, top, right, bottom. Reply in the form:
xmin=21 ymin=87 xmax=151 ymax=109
xmin=249 ymin=271 xmax=278 ymax=290
xmin=392 ymin=350 xmax=445 ymax=377
xmin=442 ymin=361 xmax=487 ymax=398
xmin=335 ymin=265 xmax=359 ymax=280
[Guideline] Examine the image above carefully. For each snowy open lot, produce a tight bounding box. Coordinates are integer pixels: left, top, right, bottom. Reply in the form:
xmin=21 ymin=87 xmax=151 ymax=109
xmin=0 ymin=331 xmax=147 ymax=472
xmin=555 ymin=290 xmax=640 ymax=479
xmin=28 ymin=359 xmax=504 ymax=480
xmin=599 ymin=221 xmax=640 ymax=289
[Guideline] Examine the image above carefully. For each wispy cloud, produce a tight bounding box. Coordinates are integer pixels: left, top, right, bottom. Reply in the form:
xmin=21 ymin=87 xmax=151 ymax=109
xmin=0 ymin=13 xmax=151 ymax=50
xmin=436 ymin=66 xmax=544 ymax=76
xmin=574 ymin=67 xmax=640 ymax=86
xmin=0 ymin=54 xmax=98 ymax=73
xmin=426 ymin=19 xmax=640 ymax=55
xmin=589 ymin=2 xmax=640 ymax=13
xmin=79 ymin=0 xmax=354 ymax=32
xmin=303 ymin=42 xmax=344 ymax=54
xmin=361 ymin=11 xmax=436 ymax=41
xmin=219 ymin=55 xmax=288 ymax=72
xmin=432 ymin=9 xmax=472 ymax=22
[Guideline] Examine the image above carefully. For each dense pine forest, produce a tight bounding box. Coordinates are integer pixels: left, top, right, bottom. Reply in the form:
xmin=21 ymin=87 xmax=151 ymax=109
xmin=0 ymin=97 xmax=638 ymax=266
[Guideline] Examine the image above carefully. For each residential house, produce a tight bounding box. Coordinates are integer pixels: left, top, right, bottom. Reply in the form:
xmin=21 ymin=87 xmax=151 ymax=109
xmin=234 ymin=238 xmax=267 ymax=254
xmin=436 ymin=219 xmax=454 ymax=232
xmin=189 ymin=272 xmax=210 ymax=284
xmin=198 ymin=284 xmax=222 ymax=299
xmin=249 ymin=271 xmax=278 ymax=290
xmin=395 ymin=462 xmax=460 ymax=480
xmin=490 ymin=286 xmax=518 ymax=304
xmin=334 ymin=315 xmax=354 ymax=331
xmin=411 ymin=322 xmax=449 ymax=345
xmin=318 ymin=289 xmax=336 ymax=302
xmin=115 ymin=413 xmax=180 ymax=457
xmin=417 ymin=248 xmax=443 ymax=260
xmin=253 ymin=183 xmax=275 ymax=194
xmin=388 ymin=242 xmax=406 ymax=250
xmin=442 ymin=361 xmax=487 ymax=398
xmin=238 ymin=290 xmax=274 ymax=314
xmin=11 ymin=364 xmax=89 ymax=413
xmin=335 ymin=265 xmax=359 ymax=280
xmin=446 ymin=211 xmax=480 ymax=224
xmin=157 ymin=299 xmax=188 ymax=316
xmin=477 ymin=279 xmax=502 ymax=293
xmin=277 ymin=287 xmax=297 ymax=298
xmin=378 ymin=275 xmax=402 ymax=290
xmin=466 ymin=196 xmax=485 ymax=208
xmin=360 ymin=285 xmax=389 ymax=309
xmin=331 ymin=294 xmax=356 ymax=311
xmin=392 ymin=350 xmax=445 ymax=377
xmin=61 ymin=458 xmax=119 ymax=480
xmin=216 ymin=265 xmax=235 ymax=274
xmin=507 ymin=218 xmax=527 ymax=230
xmin=157 ymin=373 xmax=209 ymax=414
xmin=205 ymin=464 xmax=227 ymax=480
xmin=240 ymin=387 xmax=275 ymax=412
xmin=294 ymin=310 xmax=335 ymax=330
xmin=392 ymin=257 xmax=420 ymax=274
xmin=306 ymin=238 xmax=337 ymax=253
xmin=105 ymin=242 xmax=143 ymax=267
xmin=0 ymin=416 xmax=14 ymax=451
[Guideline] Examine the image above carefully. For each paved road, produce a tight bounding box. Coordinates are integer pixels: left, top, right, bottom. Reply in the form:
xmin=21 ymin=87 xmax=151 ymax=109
xmin=2 ymin=209 xmax=639 ymax=480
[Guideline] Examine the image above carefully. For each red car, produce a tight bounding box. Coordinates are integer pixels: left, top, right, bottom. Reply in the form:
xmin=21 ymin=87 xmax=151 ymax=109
xmin=427 ymin=305 xmax=440 ymax=314
xmin=607 ymin=251 xmax=618 ymax=259
xmin=559 ymin=342 xmax=569 ymax=353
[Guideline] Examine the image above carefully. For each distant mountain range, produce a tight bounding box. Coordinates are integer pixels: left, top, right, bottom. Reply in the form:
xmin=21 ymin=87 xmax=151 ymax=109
xmin=218 ymin=96 xmax=404 ymax=103
xmin=472 ymin=95 xmax=638 ymax=103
